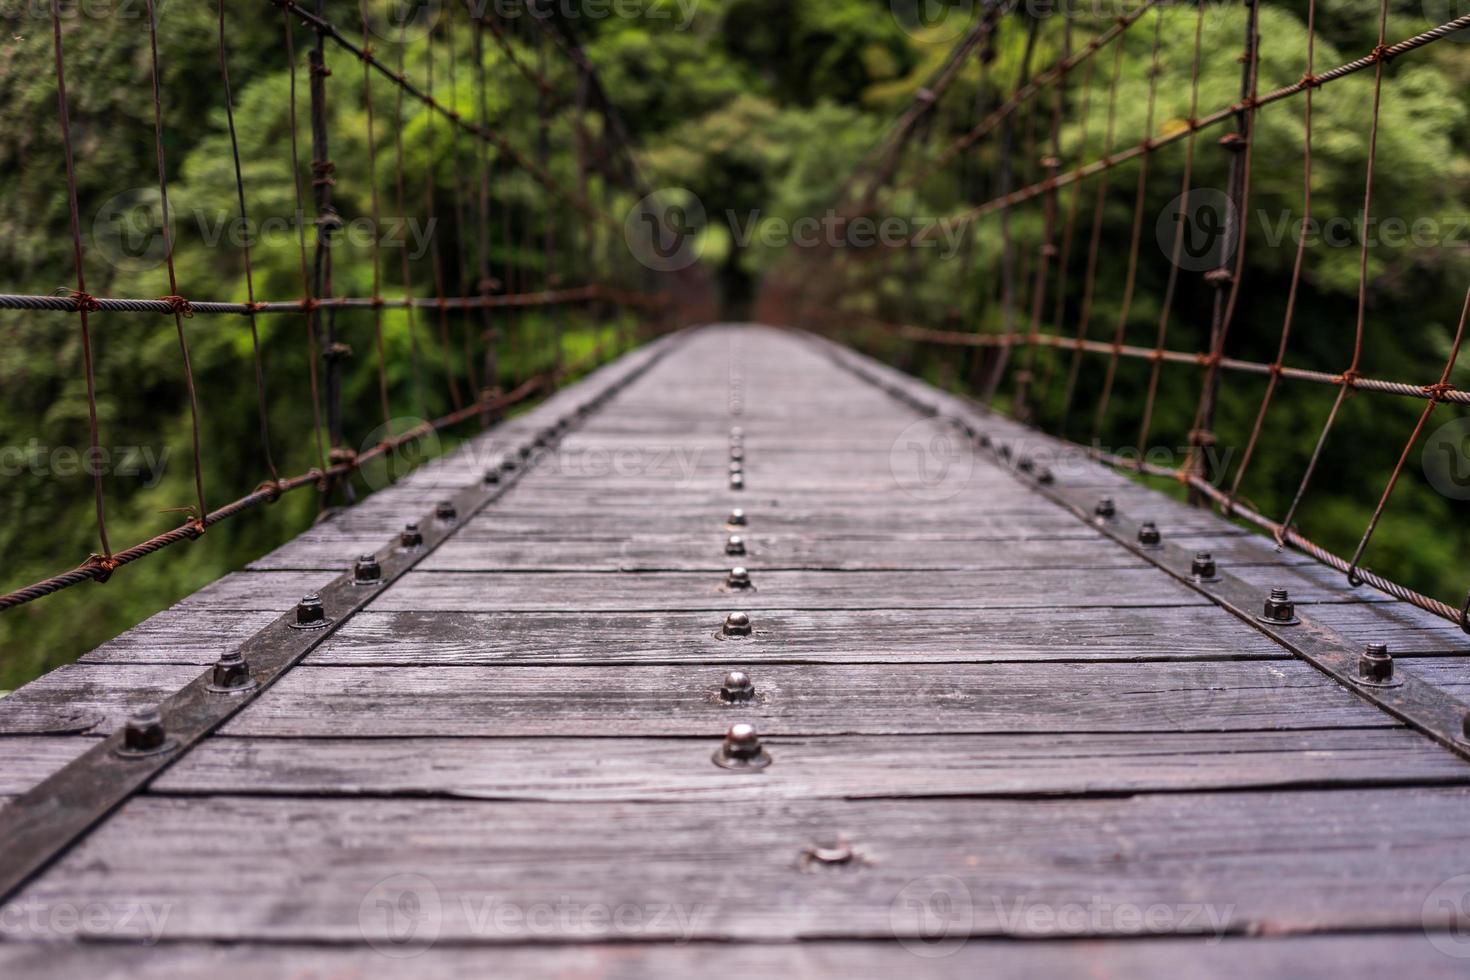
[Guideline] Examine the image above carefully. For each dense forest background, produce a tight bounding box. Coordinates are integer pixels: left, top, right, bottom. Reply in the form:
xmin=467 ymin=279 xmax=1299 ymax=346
xmin=1 ymin=0 xmax=1468 ymax=688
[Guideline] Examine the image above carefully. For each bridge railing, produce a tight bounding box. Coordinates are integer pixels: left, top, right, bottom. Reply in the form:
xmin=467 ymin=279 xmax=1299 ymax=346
xmin=762 ymin=0 xmax=1470 ymax=628
xmin=0 ymin=0 xmax=710 ymax=612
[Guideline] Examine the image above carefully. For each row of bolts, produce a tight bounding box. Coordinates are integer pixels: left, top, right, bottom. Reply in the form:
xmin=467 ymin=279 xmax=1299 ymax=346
xmin=114 ymin=431 xmax=1427 ymax=758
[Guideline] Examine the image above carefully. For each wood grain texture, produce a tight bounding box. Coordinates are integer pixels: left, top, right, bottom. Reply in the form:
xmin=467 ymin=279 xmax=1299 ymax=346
xmin=298 ymin=605 xmax=1287 ymax=667
xmin=3 ymin=935 xmax=1465 ymax=980
xmin=156 ymin=729 xmax=1470 ymax=800
xmin=218 ymin=660 xmax=1385 ymax=736
xmin=10 ymin=789 xmax=1470 ymax=942
xmin=370 ymin=567 xmax=1200 ymax=612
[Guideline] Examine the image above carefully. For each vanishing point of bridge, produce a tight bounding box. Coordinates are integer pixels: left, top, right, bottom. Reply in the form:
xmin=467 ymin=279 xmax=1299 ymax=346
xmin=2 ymin=325 xmax=1470 ymax=975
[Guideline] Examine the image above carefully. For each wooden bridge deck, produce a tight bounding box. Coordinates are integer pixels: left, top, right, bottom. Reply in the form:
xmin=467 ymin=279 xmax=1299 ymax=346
xmin=3 ymin=324 xmax=1470 ymax=976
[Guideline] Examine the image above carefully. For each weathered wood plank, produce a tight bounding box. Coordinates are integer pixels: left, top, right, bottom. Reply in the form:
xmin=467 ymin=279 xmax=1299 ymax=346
xmin=0 ymin=664 xmax=200 ymax=734
xmin=370 ymin=567 xmax=1202 ymax=612
xmin=0 ymin=737 xmax=97 ymax=794
xmin=72 ymin=605 xmax=1287 ymax=667
xmin=219 ymin=660 xmax=1385 ymax=736
xmin=156 ymin=729 xmax=1470 ymax=800
xmin=415 ymin=534 xmax=1144 ymax=572
xmin=11 ymin=789 xmax=1470 ymax=941
xmin=0 ymin=935 xmax=1461 ymax=980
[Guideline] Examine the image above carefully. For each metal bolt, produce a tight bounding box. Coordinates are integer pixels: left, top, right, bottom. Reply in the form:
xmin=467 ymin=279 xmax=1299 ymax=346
xmin=517 ymin=445 xmax=532 ymax=460
xmin=499 ymin=456 xmax=518 ymax=473
xmin=483 ymin=468 xmax=501 ymax=485
xmin=730 ymin=473 xmax=745 ymax=490
xmin=730 ymin=426 xmax=744 ymax=440
xmin=436 ymin=500 xmax=457 ymax=522
xmin=720 ymin=670 xmax=755 ymax=703
xmin=1095 ymin=497 xmax=1116 ymax=520
xmin=729 ymin=460 xmax=744 ymax=475
xmin=1137 ymin=522 xmax=1161 ymax=547
xmin=119 ymin=709 xmax=169 ymax=756
xmin=723 ymin=611 xmax=752 ymax=637
xmin=400 ymin=522 xmax=424 ymax=549
xmin=712 ymin=722 xmax=771 ymax=770
xmin=208 ymin=651 xmax=256 ymax=694
xmin=730 ymin=446 xmax=745 ymax=462
xmin=354 ymin=553 xmax=382 ymax=585
xmin=803 ymin=838 xmax=856 ymax=868
xmin=727 ymin=566 xmax=752 ymax=590
xmin=1191 ymin=551 xmax=1218 ymax=582
xmin=727 ymin=508 xmax=747 ymax=526
xmin=725 ymin=534 xmax=746 ymax=556
xmin=1258 ymin=587 xmax=1301 ymax=626
xmin=292 ymin=593 xmax=330 ymax=630
xmin=1358 ymin=642 xmax=1394 ymax=685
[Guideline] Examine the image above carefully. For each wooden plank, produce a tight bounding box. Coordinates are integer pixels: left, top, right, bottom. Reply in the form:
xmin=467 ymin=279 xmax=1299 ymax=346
xmin=219 ymin=660 xmax=1387 ymax=736
xmin=0 ymin=664 xmax=200 ymax=734
xmin=369 ymin=567 xmax=1202 ymax=612
xmin=0 ymin=935 xmax=1460 ymax=979
xmin=299 ymin=605 xmax=1288 ymax=667
xmin=79 ymin=610 xmax=279 ymax=664
xmin=415 ymin=534 xmax=1144 ymax=573
xmin=156 ymin=729 xmax=1470 ymax=800
xmin=10 ymin=789 xmax=1470 ymax=941
xmin=1308 ymin=602 xmax=1470 ymax=656
xmin=0 ymin=737 xmax=97 ymax=794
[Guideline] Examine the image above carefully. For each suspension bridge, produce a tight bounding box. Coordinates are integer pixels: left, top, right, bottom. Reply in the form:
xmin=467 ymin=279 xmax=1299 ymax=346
xmin=4 ymin=0 xmax=1470 ymax=975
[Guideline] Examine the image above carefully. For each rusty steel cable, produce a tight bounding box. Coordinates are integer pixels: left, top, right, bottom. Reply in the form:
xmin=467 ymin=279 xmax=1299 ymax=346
xmin=218 ymin=0 xmax=279 ymax=485
xmin=285 ymin=10 xmax=330 ymax=477
xmin=2 ymin=0 xmax=669 ymax=615
xmin=800 ymin=5 xmax=1470 ymax=631
xmin=145 ymin=0 xmax=208 ymax=527
xmin=48 ymin=0 xmax=110 ymax=561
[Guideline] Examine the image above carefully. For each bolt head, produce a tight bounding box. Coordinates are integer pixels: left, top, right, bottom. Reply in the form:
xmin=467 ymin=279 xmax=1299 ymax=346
xmin=720 ymin=670 xmax=755 ymax=702
xmin=1137 ymin=522 xmax=1161 ymax=547
xmin=1191 ymin=551 xmax=1217 ymax=580
xmin=723 ymin=611 xmax=752 ymax=637
xmin=354 ymin=553 xmax=382 ymax=584
xmin=1359 ymin=643 xmax=1394 ymax=683
xmin=517 ymin=445 xmax=532 ymax=460
xmin=725 ymin=534 xmax=746 ymax=556
xmin=730 ymin=473 xmax=745 ymax=490
xmin=727 ymin=566 xmax=752 ymax=589
xmin=295 ymin=593 xmax=327 ymax=627
xmin=729 ymin=461 xmax=744 ymax=475
xmin=730 ymin=447 xmax=745 ymax=462
xmin=1095 ymin=497 xmax=1116 ymax=519
xmin=400 ymin=523 xmax=424 ymax=549
xmin=483 ymin=468 xmax=501 ymax=485
xmin=435 ymin=500 xmax=457 ymax=522
xmin=499 ymin=456 xmax=518 ymax=472
xmin=1259 ymin=588 xmax=1299 ymax=625
xmin=728 ymin=508 xmax=747 ymax=526
xmin=122 ymin=709 xmax=167 ymax=754
xmin=713 ymin=722 xmax=770 ymax=770
xmin=210 ymin=651 xmax=253 ymax=691
xmin=730 ymin=427 xmax=744 ymax=439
